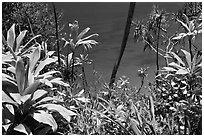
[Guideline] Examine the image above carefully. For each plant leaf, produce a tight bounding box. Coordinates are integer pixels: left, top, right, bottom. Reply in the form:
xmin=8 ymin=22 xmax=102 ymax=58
xmin=16 ymin=30 xmax=27 ymax=52
xmin=77 ymin=27 xmax=90 ymax=40
xmin=33 ymin=111 xmax=57 ymax=131
xmin=7 ymin=24 xmax=16 ymax=51
xmin=168 ymin=62 xmax=185 ymax=70
xmin=170 ymin=52 xmax=185 ymax=66
xmin=181 ymin=49 xmax=191 ymax=69
xmin=34 ymin=97 xmax=54 ymax=106
xmin=34 ymin=57 xmax=57 ymax=76
xmin=176 ymin=69 xmax=189 ymax=75
xmin=31 ymin=89 xmax=47 ymax=101
xmin=15 ymin=57 xmax=26 ymax=95
xmin=176 ymin=18 xmax=190 ymax=32
xmin=20 ymin=34 xmax=41 ymax=55
xmin=50 ymin=78 xmax=70 ymax=87
xmin=37 ymin=104 xmax=76 ymax=122
xmin=13 ymin=124 xmax=31 ymax=135
xmin=23 ymin=80 xmax=41 ymax=95
xmin=149 ymin=95 xmax=156 ymax=127
xmin=130 ymin=118 xmax=141 ymax=135
xmin=2 ymin=90 xmax=17 ymax=106
xmin=29 ymin=46 xmax=41 ymax=73
xmin=67 ymin=52 xmax=73 ymax=67
xmin=162 ymin=67 xmax=177 ymax=72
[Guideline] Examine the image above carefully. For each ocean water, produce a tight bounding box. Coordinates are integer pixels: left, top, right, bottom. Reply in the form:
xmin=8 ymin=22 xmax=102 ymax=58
xmin=53 ymin=2 xmax=200 ymax=89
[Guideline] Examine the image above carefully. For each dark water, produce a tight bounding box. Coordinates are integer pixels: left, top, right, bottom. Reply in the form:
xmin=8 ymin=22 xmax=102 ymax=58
xmin=53 ymin=2 xmax=187 ymax=88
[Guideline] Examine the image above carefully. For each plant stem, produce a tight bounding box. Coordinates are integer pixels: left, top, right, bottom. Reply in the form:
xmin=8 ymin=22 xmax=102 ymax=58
xmin=71 ymin=51 xmax=75 ymax=83
xmin=52 ymin=2 xmax=60 ymax=66
xmin=109 ymin=2 xmax=135 ymax=88
xmin=188 ymin=38 xmax=193 ymax=60
xmin=156 ymin=18 xmax=161 ymax=76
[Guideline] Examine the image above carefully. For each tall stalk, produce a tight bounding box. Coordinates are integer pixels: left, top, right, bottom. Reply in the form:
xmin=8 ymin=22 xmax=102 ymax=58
xmin=109 ymin=2 xmax=135 ymax=88
xmin=156 ymin=17 xmax=161 ymax=76
xmin=188 ymin=38 xmax=193 ymax=60
xmin=52 ymin=2 xmax=60 ymax=66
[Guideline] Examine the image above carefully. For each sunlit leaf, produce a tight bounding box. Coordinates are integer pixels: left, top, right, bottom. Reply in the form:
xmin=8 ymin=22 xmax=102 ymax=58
xmin=33 ymin=111 xmax=57 ymax=131
xmin=162 ymin=67 xmax=177 ymax=72
xmin=39 ymin=78 xmax=53 ymax=88
xmin=7 ymin=24 xmax=16 ymax=51
xmin=172 ymin=33 xmax=187 ymax=40
xmin=16 ymin=30 xmax=27 ymax=52
xmin=81 ymin=33 xmax=99 ymax=41
xmin=168 ymin=62 xmax=185 ymax=70
xmin=2 ymin=90 xmax=17 ymax=106
xmin=7 ymin=66 xmax=15 ymax=74
xmin=34 ymin=97 xmax=54 ymax=106
xmin=50 ymin=78 xmax=70 ymax=87
xmin=76 ymin=97 xmax=90 ymax=103
xmin=34 ymin=57 xmax=57 ymax=76
xmin=13 ymin=124 xmax=31 ymax=135
xmin=37 ymin=104 xmax=77 ymax=122
xmin=176 ymin=69 xmax=189 ymax=75
xmin=77 ymin=27 xmax=90 ymax=40
xmin=15 ymin=57 xmax=26 ymax=95
xmin=31 ymin=89 xmax=47 ymax=101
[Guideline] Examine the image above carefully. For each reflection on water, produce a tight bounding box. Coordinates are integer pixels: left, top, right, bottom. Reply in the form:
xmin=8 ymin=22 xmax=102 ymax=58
xmin=54 ymin=2 xmax=185 ymax=87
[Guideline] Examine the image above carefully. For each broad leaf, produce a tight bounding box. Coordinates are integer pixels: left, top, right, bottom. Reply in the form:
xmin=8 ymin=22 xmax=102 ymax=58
xmin=15 ymin=57 xmax=26 ymax=95
xmin=23 ymin=80 xmax=41 ymax=95
xmin=34 ymin=97 xmax=54 ymax=106
xmin=14 ymin=124 xmax=31 ymax=135
xmin=16 ymin=30 xmax=27 ymax=52
xmin=34 ymin=57 xmax=57 ymax=76
xmin=31 ymin=89 xmax=47 ymax=101
xmin=130 ymin=118 xmax=141 ymax=135
xmin=2 ymin=90 xmax=17 ymax=106
xmin=37 ymin=104 xmax=76 ymax=122
xmin=7 ymin=24 xmax=16 ymax=51
xmin=33 ymin=111 xmax=57 ymax=131
xmin=7 ymin=66 xmax=15 ymax=74
xmin=30 ymin=46 xmax=41 ymax=73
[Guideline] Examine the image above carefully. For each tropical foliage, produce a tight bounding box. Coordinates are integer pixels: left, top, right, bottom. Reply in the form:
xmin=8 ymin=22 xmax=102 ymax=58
xmin=2 ymin=2 xmax=202 ymax=135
